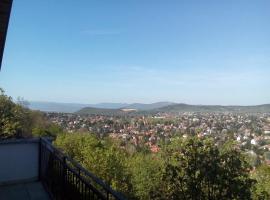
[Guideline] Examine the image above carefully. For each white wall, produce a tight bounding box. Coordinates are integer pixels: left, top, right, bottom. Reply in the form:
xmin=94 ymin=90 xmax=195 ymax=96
xmin=0 ymin=139 xmax=39 ymax=184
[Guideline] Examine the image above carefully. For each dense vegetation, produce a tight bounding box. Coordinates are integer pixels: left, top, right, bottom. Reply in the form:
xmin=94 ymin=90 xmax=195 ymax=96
xmin=0 ymin=88 xmax=62 ymax=139
xmin=55 ymin=133 xmax=265 ymax=200
xmin=1 ymin=88 xmax=270 ymax=199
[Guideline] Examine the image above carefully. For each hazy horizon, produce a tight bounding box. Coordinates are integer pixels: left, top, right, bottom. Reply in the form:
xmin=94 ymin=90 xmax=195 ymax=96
xmin=0 ymin=0 xmax=269 ymax=105
xmin=28 ymin=100 xmax=269 ymax=107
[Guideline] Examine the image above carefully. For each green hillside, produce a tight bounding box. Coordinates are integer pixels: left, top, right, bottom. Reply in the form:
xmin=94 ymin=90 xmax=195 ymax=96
xmin=154 ymin=104 xmax=270 ymax=113
xmin=76 ymin=107 xmax=135 ymax=116
xmin=76 ymin=104 xmax=270 ymax=115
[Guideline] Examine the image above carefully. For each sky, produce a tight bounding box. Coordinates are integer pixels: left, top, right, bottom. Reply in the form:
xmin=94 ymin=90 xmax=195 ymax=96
xmin=0 ymin=0 xmax=270 ymax=105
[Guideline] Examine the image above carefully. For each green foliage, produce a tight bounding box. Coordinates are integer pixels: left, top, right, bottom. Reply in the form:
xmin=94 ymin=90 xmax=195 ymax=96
xmin=245 ymin=151 xmax=261 ymax=168
xmin=0 ymin=88 xmax=32 ymax=138
xmin=264 ymin=152 xmax=270 ymax=161
xmin=252 ymin=165 xmax=270 ymax=199
xmin=155 ymin=137 xmax=255 ymax=200
xmin=0 ymin=88 xmax=63 ymax=139
xmin=128 ymin=153 xmax=163 ymax=200
xmin=31 ymin=115 xmax=63 ymax=137
xmin=55 ymin=133 xmax=164 ymax=199
xmin=54 ymin=134 xmax=262 ymax=200
xmin=54 ymin=133 xmax=132 ymax=196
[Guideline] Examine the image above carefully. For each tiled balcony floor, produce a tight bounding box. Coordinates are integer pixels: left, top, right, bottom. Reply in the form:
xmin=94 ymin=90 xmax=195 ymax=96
xmin=0 ymin=181 xmax=51 ymax=200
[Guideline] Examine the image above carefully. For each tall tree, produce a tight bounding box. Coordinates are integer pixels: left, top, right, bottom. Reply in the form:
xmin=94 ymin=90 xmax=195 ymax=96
xmin=0 ymin=88 xmax=31 ymax=138
xmin=155 ymin=137 xmax=254 ymax=200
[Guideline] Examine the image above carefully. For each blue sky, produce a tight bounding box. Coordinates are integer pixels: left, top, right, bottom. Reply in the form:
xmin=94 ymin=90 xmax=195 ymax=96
xmin=0 ymin=0 xmax=269 ymax=105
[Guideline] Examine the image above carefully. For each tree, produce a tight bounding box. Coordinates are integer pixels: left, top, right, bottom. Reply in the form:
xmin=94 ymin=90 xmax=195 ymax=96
xmin=54 ymin=133 xmax=132 ymax=197
xmin=0 ymin=88 xmax=62 ymax=139
xmin=31 ymin=111 xmax=63 ymax=137
xmin=128 ymin=153 xmax=164 ymax=200
xmin=252 ymin=165 xmax=270 ymax=199
xmin=155 ymin=137 xmax=254 ymax=200
xmin=0 ymin=88 xmax=32 ymax=139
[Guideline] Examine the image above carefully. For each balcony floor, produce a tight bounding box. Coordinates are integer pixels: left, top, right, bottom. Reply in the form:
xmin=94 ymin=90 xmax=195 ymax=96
xmin=0 ymin=181 xmax=51 ymax=200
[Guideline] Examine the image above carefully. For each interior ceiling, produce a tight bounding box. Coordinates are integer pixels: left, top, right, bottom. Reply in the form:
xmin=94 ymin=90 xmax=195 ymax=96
xmin=0 ymin=0 xmax=13 ymax=70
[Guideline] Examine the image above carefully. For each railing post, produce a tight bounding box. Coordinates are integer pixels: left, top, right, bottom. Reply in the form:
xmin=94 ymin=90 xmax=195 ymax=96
xmin=38 ymin=138 xmax=42 ymax=181
xmin=62 ymin=156 xmax=67 ymax=199
xmin=107 ymin=191 xmax=109 ymax=200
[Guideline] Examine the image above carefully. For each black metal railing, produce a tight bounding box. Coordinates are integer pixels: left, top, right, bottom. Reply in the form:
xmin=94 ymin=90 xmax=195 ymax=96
xmin=39 ymin=138 xmax=125 ymax=200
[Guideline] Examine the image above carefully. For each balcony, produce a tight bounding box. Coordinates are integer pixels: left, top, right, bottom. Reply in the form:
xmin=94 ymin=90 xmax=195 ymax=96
xmin=0 ymin=138 xmax=125 ymax=200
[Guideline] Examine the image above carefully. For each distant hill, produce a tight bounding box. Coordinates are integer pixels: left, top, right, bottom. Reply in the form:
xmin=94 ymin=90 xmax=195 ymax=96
xmin=29 ymin=101 xmax=270 ymax=114
xmin=122 ymin=102 xmax=176 ymax=110
xmin=29 ymin=101 xmax=88 ymax=113
xmin=29 ymin=101 xmax=129 ymax=113
xmin=153 ymin=103 xmax=270 ymax=113
xmin=92 ymin=103 xmax=129 ymax=109
xmin=76 ymin=102 xmax=176 ymax=115
xmin=76 ymin=104 xmax=270 ymax=115
xmin=28 ymin=101 xmax=173 ymax=113
xmin=75 ymin=107 xmax=135 ymax=116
